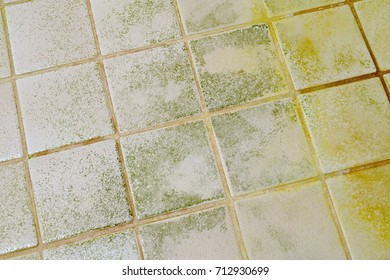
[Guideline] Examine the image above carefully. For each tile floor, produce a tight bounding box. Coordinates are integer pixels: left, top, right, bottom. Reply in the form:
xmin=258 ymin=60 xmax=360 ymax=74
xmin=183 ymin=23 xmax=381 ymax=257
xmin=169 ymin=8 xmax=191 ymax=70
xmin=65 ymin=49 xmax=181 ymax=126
xmin=0 ymin=0 xmax=389 ymax=260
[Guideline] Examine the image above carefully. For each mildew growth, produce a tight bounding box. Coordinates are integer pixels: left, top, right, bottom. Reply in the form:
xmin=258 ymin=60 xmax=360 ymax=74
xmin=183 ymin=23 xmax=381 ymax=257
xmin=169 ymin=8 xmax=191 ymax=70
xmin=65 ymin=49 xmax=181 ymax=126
xmin=274 ymin=6 xmax=375 ymax=89
xmin=139 ymin=207 xmax=240 ymax=259
xmin=90 ymin=0 xmax=180 ymax=54
xmin=299 ymin=78 xmax=390 ymax=173
xmin=104 ymin=43 xmax=200 ymax=132
xmin=263 ymin=0 xmax=342 ymax=17
xmin=121 ymin=121 xmax=224 ymax=219
xmin=212 ymin=98 xmax=316 ymax=195
xmin=327 ymin=165 xmax=390 ymax=259
xmin=190 ymin=25 xmax=287 ymax=110
xmin=0 ymin=13 xmax=11 ymax=78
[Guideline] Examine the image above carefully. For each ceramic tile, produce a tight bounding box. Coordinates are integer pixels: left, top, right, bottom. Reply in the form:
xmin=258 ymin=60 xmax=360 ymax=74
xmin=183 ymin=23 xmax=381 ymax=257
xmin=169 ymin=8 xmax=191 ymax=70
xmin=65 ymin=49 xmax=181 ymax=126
xmin=121 ymin=121 xmax=224 ymax=219
xmin=274 ymin=6 xmax=375 ymax=89
xmin=236 ymin=182 xmax=346 ymax=259
xmin=29 ymin=140 xmax=131 ymax=243
xmin=299 ymin=78 xmax=390 ymax=173
xmin=6 ymin=0 xmax=96 ymax=74
xmin=104 ymin=43 xmax=200 ymax=132
xmin=0 ymin=162 xmax=37 ymax=254
xmin=355 ymin=0 xmax=390 ymax=70
xmin=140 ymin=207 xmax=241 ymax=259
xmin=0 ymin=14 xmax=10 ymax=78
xmin=11 ymin=253 xmax=39 ymax=260
xmin=263 ymin=0 xmax=343 ymax=17
xmin=212 ymin=99 xmax=316 ymax=196
xmin=0 ymin=82 xmax=22 ymax=162
xmin=384 ymin=74 xmax=390 ymax=90
xmin=190 ymin=25 xmax=287 ymax=110
xmin=17 ymin=62 xmax=113 ymax=154
xmin=90 ymin=0 xmax=180 ymax=55
xmin=177 ymin=0 xmax=265 ymax=34
xmin=327 ymin=165 xmax=390 ymax=259
xmin=43 ymin=230 xmax=139 ymax=260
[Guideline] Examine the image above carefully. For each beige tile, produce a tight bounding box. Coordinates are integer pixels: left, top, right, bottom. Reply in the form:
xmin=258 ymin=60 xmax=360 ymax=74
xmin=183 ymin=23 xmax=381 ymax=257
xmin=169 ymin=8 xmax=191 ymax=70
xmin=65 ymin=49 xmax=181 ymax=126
xmin=384 ymin=74 xmax=390 ymax=90
xmin=263 ymin=0 xmax=343 ymax=17
xmin=0 ymin=14 xmax=10 ymax=78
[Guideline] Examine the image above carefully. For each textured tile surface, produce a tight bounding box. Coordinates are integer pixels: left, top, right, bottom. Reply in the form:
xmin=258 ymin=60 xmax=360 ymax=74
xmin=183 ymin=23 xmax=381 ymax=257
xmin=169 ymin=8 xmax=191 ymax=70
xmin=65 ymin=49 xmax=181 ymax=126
xmin=11 ymin=253 xmax=39 ymax=260
xmin=0 ymin=14 xmax=10 ymax=78
xmin=90 ymin=0 xmax=180 ymax=55
xmin=263 ymin=0 xmax=342 ymax=17
xmin=140 ymin=207 xmax=241 ymax=259
xmin=236 ymin=182 xmax=345 ymax=259
xmin=212 ymin=99 xmax=316 ymax=195
xmin=355 ymin=0 xmax=390 ymax=70
xmin=177 ymin=0 xmax=264 ymax=34
xmin=328 ymin=165 xmax=390 ymax=259
xmin=17 ymin=63 xmax=113 ymax=154
xmin=29 ymin=140 xmax=131 ymax=243
xmin=299 ymin=78 xmax=390 ymax=173
xmin=44 ymin=230 xmax=139 ymax=260
xmin=6 ymin=0 xmax=96 ymax=74
xmin=104 ymin=43 xmax=200 ymax=132
xmin=0 ymin=82 xmax=22 ymax=162
xmin=0 ymin=163 xmax=37 ymax=254
xmin=274 ymin=6 xmax=375 ymax=89
xmin=121 ymin=122 xmax=223 ymax=218
xmin=191 ymin=25 xmax=287 ymax=110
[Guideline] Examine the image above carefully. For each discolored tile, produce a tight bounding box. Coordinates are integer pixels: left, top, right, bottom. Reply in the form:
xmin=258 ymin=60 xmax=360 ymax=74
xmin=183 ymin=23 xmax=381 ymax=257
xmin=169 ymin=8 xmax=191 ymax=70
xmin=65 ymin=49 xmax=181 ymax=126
xmin=6 ymin=0 xmax=96 ymax=74
xmin=235 ymin=182 xmax=346 ymax=259
xmin=0 ymin=163 xmax=37 ymax=254
xmin=384 ymin=74 xmax=390 ymax=90
xmin=104 ymin=43 xmax=200 ymax=132
xmin=263 ymin=0 xmax=343 ymax=17
xmin=299 ymin=78 xmax=390 ymax=173
xmin=17 ymin=63 xmax=113 ymax=154
xmin=43 ymin=230 xmax=139 ymax=260
xmin=0 ymin=14 xmax=10 ymax=78
xmin=121 ymin=121 xmax=224 ymax=219
xmin=274 ymin=6 xmax=375 ymax=89
xmin=212 ymin=99 xmax=316 ymax=196
xmin=190 ymin=25 xmax=287 ymax=110
xmin=327 ymin=165 xmax=390 ymax=259
xmin=29 ymin=140 xmax=132 ymax=243
xmin=90 ymin=0 xmax=180 ymax=55
xmin=140 ymin=207 xmax=241 ymax=259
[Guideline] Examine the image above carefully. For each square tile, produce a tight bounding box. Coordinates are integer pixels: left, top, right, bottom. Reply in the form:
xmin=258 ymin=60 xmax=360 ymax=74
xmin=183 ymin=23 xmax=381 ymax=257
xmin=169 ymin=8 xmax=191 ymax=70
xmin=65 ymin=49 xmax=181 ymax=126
xmin=29 ymin=140 xmax=132 ymax=243
xmin=121 ymin=121 xmax=224 ymax=219
xmin=43 ymin=230 xmax=139 ymax=260
xmin=177 ymin=0 xmax=264 ymax=34
xmin=0 ymin=14 xmax=10 ymax=78
xmin=327 ymin=165 xmax=390 ymax=259
xmin=235 ymin=182 xmax=346 ymax=259
xmin=190 ymin=25 xmax=287 ymax=110
xmin=355 ymin=0 xmax=390 ymax=70
xmin=263 ymin=0 xmax=343 ymax=17
xmin=212 ymin=99 xmax=316 ymax=196
xmin=0 ymin=162 xmax=37 ymax=254
xmin=17 ymin=62 xmax=113 ymax=154
xmin=104 ymin=43 xmax=200 ymax=132
xmin=0 ymin=82 xmax=22 ymax=162
xmin=140 ymin=207 xmax=241 ymax=259
xmin=90 ymin=0 xmax=180 ymax=55
xmin=274 ymin=6 xmax=375 ymax=89
xmin=299 ymin=78 xmax=390 ymax=173
xmin=6 ymin=0 xmax=96 ymax=74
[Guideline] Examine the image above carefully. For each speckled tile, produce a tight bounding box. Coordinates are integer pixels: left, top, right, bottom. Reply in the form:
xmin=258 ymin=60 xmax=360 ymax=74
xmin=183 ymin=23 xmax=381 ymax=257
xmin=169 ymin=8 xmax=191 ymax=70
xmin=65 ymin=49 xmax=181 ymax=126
xmin=104 ymin=43 xmax=200 ymax=132
xmin=17 ymin=62 xmax=113 ymax=154
xmin=263 ymin=0 xmax=343 ymax=17
xmin=0 ymin=82 xmax=22 ymax=162
xmin=190 ymin=25 xmax=287 ymax=110
xmin=140 ymin=207 xmax=241 ymax=259
xmin=177 ymin=0 xmax=265 ymax=34
xmin=29 ymin=140 xmax=131 ymax=243
xmin=5 ymin=0 xmax=96 ymax=74
xmin=327 ymin=165 xmax=390 ymax=259
xmin=274 ymin=6 xmax=375 ymax=89
xmin=384 ymin=74 xmax=390 ymax=90
xmin=43 ymin=230 xmax=139 ymax=260
xmin=0 ymin=14 xmax=10 ymax=78
xmin=121 ymin=121 xmax=224 ymax=219
xmin=299 ymin=78 xmax=390 ymax=173
xmin=90 ymin=0 xmax=180 ymax=55
xmin=236 ymin=182 xmax=345 ymax=259
xmin=355 ymin=0 xmax=390 ymax=70
xmin=10 ymin=253 xmax=39 ymax=260
xmin=212 ymin=99 xmax=316 ymax=196
xmin=0 ymin=162 xmax=37 ymax=255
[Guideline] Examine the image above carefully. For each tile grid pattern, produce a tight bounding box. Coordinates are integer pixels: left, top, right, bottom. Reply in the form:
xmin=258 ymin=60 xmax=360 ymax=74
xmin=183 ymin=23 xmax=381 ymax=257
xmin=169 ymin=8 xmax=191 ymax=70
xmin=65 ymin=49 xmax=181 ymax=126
xmin=0 ymin=0 xmax=388 ymax=259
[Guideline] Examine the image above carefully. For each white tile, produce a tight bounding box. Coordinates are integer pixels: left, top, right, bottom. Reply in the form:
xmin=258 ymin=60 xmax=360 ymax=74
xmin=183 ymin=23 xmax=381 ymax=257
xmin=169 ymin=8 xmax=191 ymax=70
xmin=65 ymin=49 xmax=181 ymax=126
xmin=0 ymin=14 xmax=10 ymax=78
